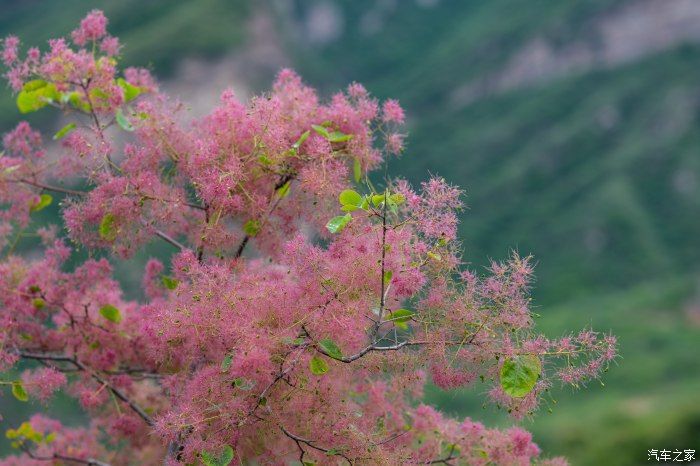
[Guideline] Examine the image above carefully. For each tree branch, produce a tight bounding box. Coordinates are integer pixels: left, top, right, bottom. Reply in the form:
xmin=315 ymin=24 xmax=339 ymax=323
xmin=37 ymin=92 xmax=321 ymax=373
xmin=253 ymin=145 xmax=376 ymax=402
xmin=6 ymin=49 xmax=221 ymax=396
xmin=233 ymin=172 xmax=294 ymax=259
xmin=16 ymin=351 xmax=154 ymax=427
xmin=427 ymin=444 xmax=457 ymax=465
xmin=280 ymin=426 xmax=352 ymax=464
xmin=314 ymin=338 xmax=472 ymax=363
xmin=15 ymin=179 xmax=85 ymax=196
xmin=22 ymin=445 xmax=110 ymax=466
xmin=153 ymin=228 xmax=187 ymax=251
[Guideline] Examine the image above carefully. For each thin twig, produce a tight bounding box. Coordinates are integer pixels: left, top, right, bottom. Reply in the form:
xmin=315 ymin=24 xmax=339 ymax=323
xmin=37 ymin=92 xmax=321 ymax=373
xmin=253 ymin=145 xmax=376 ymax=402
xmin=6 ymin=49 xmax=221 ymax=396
xmin=16 ymin=351 xmax=154 ymax=427
xmin=15 ymin=179 xmax=85 ymax=196
xmin=153 ymin=228 xmax=186 ymax=251
xmin=23 ymin=448 xmax=110 ymax=466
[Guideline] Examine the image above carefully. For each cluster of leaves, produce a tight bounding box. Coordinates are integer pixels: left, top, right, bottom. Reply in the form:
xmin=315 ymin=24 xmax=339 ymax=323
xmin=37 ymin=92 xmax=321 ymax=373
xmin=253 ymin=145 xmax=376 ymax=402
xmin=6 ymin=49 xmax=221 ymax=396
xmin=5 ymin=422 xmax=56 ymax=451
xmin=0 ymin=10 xmax=616 ymax=466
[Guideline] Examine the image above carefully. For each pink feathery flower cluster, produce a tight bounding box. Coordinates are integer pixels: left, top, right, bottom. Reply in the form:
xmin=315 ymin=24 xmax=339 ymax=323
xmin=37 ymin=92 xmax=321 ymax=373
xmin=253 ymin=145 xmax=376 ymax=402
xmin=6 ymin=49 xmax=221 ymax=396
xmin=71 ymin=9 xmax=108 ymax=45
xmin=0 ymin=10 xmax=616 ymax=466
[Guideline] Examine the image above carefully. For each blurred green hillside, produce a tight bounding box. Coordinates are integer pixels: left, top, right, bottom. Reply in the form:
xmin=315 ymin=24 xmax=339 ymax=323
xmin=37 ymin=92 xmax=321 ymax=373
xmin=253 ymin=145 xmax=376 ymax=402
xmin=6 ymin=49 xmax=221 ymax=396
xmin=1 ymin=1 xmax=699 ymax=465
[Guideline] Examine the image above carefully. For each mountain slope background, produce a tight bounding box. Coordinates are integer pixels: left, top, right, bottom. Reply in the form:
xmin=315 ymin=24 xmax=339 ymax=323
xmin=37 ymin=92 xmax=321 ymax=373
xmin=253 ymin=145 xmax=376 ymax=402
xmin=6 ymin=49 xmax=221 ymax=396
xmin=1 ymin=1 xmax=699 ymax=464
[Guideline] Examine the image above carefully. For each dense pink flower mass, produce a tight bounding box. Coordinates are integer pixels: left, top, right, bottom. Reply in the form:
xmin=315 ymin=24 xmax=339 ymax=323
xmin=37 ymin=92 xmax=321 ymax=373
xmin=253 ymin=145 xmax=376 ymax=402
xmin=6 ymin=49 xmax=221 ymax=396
xmin=0 ymin=11 xmax=616 ymax=465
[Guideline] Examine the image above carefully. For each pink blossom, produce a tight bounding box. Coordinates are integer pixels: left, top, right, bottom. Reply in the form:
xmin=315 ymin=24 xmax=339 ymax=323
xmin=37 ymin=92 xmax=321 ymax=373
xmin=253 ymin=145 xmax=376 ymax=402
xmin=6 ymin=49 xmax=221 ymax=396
xmin=21 ymin=367 xmax=67 ymax=401
xmin=382 ymin=98 xmax=405 ymax=124
xmin=0 ymin=11 xmax=615 ymax=465
xmin=71 ymin=10 xmax=108 ymax=45
xmin=2 ymin=36 xmax=19 ymax=65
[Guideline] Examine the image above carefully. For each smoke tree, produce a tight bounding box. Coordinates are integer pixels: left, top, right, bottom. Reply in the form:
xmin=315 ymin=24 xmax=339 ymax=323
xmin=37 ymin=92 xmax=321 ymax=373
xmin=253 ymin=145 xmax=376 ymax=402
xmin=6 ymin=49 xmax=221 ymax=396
xmin=0 ymin=11 xmax=616 ymax=466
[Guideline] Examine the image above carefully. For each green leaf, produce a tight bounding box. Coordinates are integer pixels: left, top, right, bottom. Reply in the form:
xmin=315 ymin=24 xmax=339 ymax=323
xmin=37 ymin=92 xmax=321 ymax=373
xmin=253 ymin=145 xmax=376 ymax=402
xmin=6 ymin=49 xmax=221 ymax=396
xmin=328 ymin=131 xmax=353 ymax=143
xmin=66 ymin=91 xmax=91 ymax=112
xmin=276 ymin=180 xmax=291 ymax=199
xmin=115 ymin=108 xmax=134 ymax=131
xmin=371 ymin=193 xmax=387 ymax=207
xmin=292 ymin=130 xmax=310 ymax=150
xmin=500 ymin=354 xmax=541 ymax=398
xmin=218 ymin=445 xmax=234 ymax=466
xmin=325 ymin=213 xmax=352 ymax=234
xmin=318 ymin=338 xmax=343 ymax=360
xmin=99 ymin=304 xmax=122 ymax=324
xmin=52 ymin=123 xmax=76 ymax=140
xmin=23 ymin=80 xmax=48 ymax=92
xmin=32 ymin=298 xmax=45 ymax=309
xmin=390 ymin=193 xmax=405 ymax=205
xmin=16 ymin=80 xmax=59 ymax=113
xmin=29 ymin=194 xmax=52 ymax=213
xmin=310 ymin=356 xmax=329 ymax=375
xmin=427 ymin=251 xmax=442 ymax=262
xmin=201 ymin=445 xmax=234 ymax=466
xmin=161 ymin=275 xmax=179 ymax=290
xmin=353 ymin=157 xmax=362 ymax=183
xmin=233 ymin=377 xmax=254 ymax=391
xmin=220 ymin=354 xmax=233 ymax=373
xmin=338 ymin=189 xmax=362 ymax=208
xmin=11 ymin=381 xmax=28 ymax=402
xmin=201 ymin=450 xmax=217 ymax=466
xmin=311 ymin=124 xmax=329 ymax=139
xmin=243 ymin=219 xmax=261 ymax=237
xmin=117 ymin=77 xmax=143 ymax=102
xmin=383 ymin=270 xmax=393 ymax=287
xmin=99 ymin=213 xmax=118 ymax=241
xmin=386 ymin=308 xmax=414 ymax=330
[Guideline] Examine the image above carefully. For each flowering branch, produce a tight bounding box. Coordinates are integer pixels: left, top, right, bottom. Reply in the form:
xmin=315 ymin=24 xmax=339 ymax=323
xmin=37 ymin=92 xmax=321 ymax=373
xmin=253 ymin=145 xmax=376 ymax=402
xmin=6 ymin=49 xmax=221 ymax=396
xmin=15 ymin=351 xmax=154 ymax=427
xmin=0 ymin=11 xmax=615 ymax=464
xmin=280 ymin=425 xmax=352 ymax=464
xmin=22 ymin=447 xmax=111 ymax=466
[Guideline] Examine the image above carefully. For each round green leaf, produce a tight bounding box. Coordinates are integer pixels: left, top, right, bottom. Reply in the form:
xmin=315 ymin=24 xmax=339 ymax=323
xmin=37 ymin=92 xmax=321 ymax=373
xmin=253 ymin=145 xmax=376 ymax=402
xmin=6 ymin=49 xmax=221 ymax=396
xmin=161 ymin=275 xmax=179 ymax=290
xmin=326 ymin=213 xmax=352 ymax=234
xmin=117 ymin=78 xmax=143 ymax=102
xmin=499 ymin=354 xmax=541 ymax=398
xmin=386 ymin=308 xmax=414 ymax=330
xmin=116 ymin=108 xmax=134 ymax=131
xmin=99 ymin=304 xmax=122 ymax=324
xmin=99 ymin=213 xmax=118 ymax=241
xmin=319 ymin=338 xmax=343 ymax=360
xmin=16 ymin=80 xmax=59 ymax=113
xmin=338 ymin=189 xmax=362 ymax=207
xmin=218 ymin=445 xmax=234 ymax=465
xmin=29 ymin=194 xmax=53 ymax=213
xmin=371 ymin=193 xmax=387 ymax=207
xmin=243 ymin=219 xmax=261 ymax=237
xmin=220 ymin=354 xmax=233 ymax=373
xmin=11 ymin=381 xmax=28 ymax=402
xmin=390 ymin=193 xmax=406 ymax=205
xmin=310 ymin=356 xmax=329 ymax=375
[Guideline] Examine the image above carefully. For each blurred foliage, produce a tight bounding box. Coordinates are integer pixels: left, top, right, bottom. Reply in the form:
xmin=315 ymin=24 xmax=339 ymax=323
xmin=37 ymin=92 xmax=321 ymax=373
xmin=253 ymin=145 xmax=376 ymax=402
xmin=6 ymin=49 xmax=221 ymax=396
xmin=1 ymin=1 xmax=699 ymax=464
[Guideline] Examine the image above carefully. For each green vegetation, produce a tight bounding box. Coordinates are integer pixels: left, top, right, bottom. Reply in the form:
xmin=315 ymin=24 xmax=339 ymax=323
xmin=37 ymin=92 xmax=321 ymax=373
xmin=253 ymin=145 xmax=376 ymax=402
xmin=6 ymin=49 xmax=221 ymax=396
xmin=299 ymin=7 xmax=700 ymax=459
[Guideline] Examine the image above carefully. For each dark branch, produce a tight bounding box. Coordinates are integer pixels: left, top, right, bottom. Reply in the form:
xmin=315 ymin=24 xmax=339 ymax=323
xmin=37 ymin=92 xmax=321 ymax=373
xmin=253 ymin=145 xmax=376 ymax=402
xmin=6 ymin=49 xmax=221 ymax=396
xmin=280 ymin=426 xmax=352 ymax=464
xmin=16 ymin=351 xmax=154 ymax=427
xmin=16 ymin=179 xmax=85 ymax=196
xmin=22 ymin=446 xmax=110 ymax=466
